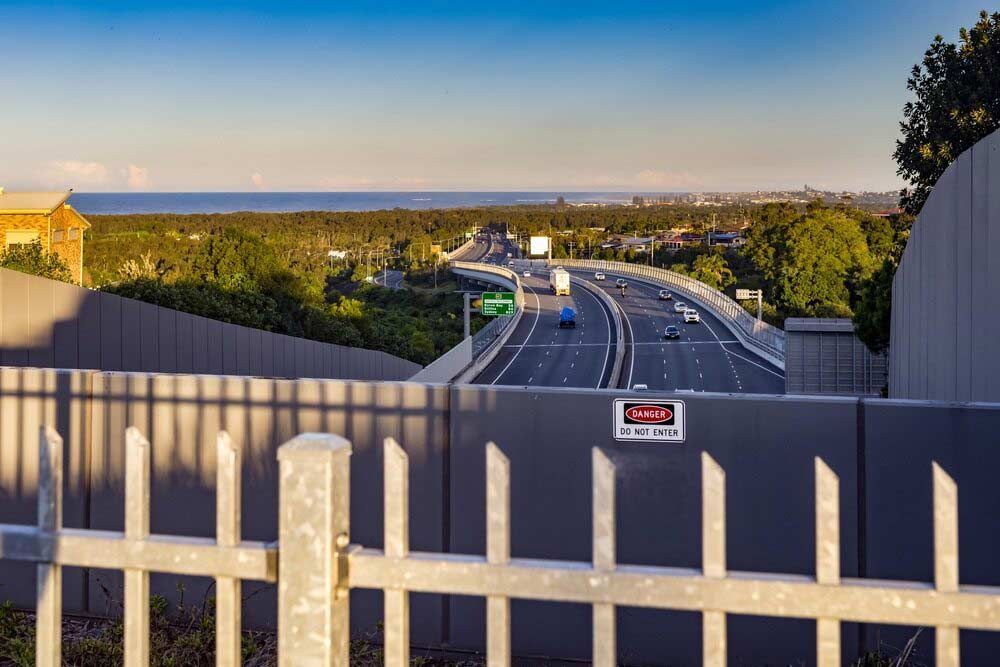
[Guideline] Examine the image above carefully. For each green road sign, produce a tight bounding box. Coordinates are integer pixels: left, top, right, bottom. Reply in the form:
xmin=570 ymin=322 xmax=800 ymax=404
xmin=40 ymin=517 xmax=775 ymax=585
xmin=481 ymin=292 xmax=515 ymax=316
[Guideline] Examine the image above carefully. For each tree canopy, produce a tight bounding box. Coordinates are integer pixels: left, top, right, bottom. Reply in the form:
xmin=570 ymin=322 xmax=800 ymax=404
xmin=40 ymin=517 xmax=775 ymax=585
xmin=895 ymin=10 xmax=1000 ymax=215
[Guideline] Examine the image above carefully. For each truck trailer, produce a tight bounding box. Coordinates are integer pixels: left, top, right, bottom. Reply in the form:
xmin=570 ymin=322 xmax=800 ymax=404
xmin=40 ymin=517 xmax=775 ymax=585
xmin=549 ymin=267 xmax=571 ymax=296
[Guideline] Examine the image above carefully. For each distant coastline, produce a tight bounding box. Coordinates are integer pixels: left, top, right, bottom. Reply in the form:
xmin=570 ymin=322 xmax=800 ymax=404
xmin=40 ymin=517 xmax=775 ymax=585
xmin=69 ymin=192 xmax=637 ymax=215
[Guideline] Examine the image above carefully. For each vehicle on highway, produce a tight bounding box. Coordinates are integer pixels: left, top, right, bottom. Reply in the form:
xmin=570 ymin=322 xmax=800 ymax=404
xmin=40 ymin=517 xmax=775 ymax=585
xmin=594 ymin=272 xmax=606 ymax=280
xmin=631 ymin=384 xmax=648 ymax=391
xmin=615 ymin=278 xmax=628 ymax=288
xmin=558 ymin=306 xmax=576 ymax=328
xmin=684 ymin=309 xmax=700 ymax=323
xmin=673 ymin=301 xmax=688 ymax=313
xmin=658 ymin=289 xmax=673 ymax=300
xmin=549 ymin=267 xmax=571 ymax=296
xmin=523 ymin=270 xmax=531 ymax=278
xmin=664 ymin=325 xmax=680 ymax=339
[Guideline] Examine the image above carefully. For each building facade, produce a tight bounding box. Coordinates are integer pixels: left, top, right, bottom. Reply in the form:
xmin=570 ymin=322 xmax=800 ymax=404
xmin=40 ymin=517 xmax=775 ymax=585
xmin=0 ymin=190 xmax=89 ymax=284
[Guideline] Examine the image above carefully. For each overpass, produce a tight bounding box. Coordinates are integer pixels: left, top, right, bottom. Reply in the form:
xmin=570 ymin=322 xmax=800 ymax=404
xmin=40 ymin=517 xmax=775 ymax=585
xmin=466 ymin=245 xmax=783 ymax=393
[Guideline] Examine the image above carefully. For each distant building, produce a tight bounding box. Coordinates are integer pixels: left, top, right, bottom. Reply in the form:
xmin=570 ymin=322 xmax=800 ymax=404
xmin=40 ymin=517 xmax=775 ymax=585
xmin=327 ymin=250 xmax=348 ymax=260
xmin=708 ymin=232 xmax=745 ymax=247
xmin=0 ymin=189 xmax=90 ymax=284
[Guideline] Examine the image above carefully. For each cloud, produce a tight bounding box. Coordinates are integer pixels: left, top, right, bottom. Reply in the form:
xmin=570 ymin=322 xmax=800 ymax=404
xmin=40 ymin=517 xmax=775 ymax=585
xmin=42 ymin=160 xmax=109 ymax=186
xmin=251 ymin=173 xmax=266 ymax=190
xmin=633 ymin=170 xmax=702 ymax=190
xmin=125 ymin=164 xmax=151 ymax=190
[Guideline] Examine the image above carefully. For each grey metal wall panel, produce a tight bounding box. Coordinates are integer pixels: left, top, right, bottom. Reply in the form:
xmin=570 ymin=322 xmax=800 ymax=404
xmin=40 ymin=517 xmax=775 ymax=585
xmin=449 ymin=386 xmax=859 ymax=664
xmin=77 ymin=288 xmax=101 ymax=370
xmin=891 ymin=128 xmax=1000 ymax=402
xmin=191 ymin=315 xmax=208 ymax=373
xmin=98 ymin=291 xmax=123 ymax=371
xmin=157 ymin=307 xmax=177 ymax=374
xmin=86 ymin=374 xmax=448 ymax=643
xmin=222 ymin=323 xmax=238 ymax=375
xmin=0 ymin=268 xmax=418 ymax=381
xmin=139 ymin=302 xmax=160 ymax=372
xmin=50 ymin=279 xmax=82 ymax=369
xmin=175 ymin=312 xmax=194 ymax=374
xmin=864 ymin=399 xmax=1000 ymax=659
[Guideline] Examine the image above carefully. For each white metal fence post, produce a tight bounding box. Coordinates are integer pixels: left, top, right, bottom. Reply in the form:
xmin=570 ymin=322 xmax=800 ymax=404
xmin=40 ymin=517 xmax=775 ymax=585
xmin=277 ymin=433 xmax=352 ymax=667
xmin=36 ymin=425 xmax=63 ymax=667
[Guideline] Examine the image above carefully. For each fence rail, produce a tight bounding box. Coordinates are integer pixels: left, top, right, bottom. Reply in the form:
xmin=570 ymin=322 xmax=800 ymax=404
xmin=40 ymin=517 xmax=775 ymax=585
xmin=547 ymin=259 xmax=786 ymax=367
xmin=8 ymin=425 xmax=1000 ymax=665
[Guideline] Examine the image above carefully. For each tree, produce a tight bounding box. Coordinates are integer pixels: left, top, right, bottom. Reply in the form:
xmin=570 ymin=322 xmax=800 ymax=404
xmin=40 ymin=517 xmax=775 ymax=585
xmin=776 ymin=209 xmax=875 ymax=317
xmin=0 ymin=241 xmax=73 ymax=283
xmin=895 ymin=11 xmax=1000 ymax=215
xmin=688 ymin=252 xmax=734 ymax=291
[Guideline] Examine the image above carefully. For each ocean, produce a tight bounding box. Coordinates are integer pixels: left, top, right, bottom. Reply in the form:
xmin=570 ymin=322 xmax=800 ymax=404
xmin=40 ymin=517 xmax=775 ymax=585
xmin=69 ymin=192 xmax=647 ymax=215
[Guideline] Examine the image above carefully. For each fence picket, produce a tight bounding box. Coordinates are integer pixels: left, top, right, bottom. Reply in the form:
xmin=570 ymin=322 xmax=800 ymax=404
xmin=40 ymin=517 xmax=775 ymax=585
xmin=124 ymin=427 xmax=151 ymax=667
xmin=486 ymin=443 xmax=511 ymax=667
xmin=36 ymin=426 xmax=63 ymax=667
xmin=592 ymin=448 xmax=616 ymax=667
xmin=701 ymin=452 xmax=726 ymax=667
xmin=815 ymin=458 xmax=841 ymax=667
xmin=215 ymin=431 xmax=242 ymax=667
xmin=384 ymin=437 xmax=410 ymax=667
xmin=933 ymin=463 xmax=960 ymax=667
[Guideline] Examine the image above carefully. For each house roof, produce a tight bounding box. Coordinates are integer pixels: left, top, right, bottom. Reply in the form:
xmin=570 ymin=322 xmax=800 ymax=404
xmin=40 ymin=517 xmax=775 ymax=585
xmin=0 ymin=190 xmax=72 ymax=214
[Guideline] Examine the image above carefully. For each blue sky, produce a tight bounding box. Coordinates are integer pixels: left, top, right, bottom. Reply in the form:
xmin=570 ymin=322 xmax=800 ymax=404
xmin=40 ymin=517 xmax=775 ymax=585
xmin=0 ymin=1 xmax=989 ymax=192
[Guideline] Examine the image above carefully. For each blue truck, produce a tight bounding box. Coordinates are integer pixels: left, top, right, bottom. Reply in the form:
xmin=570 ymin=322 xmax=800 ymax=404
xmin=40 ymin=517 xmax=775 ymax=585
xmin=558 ymin=306 xmax=576 ymax=328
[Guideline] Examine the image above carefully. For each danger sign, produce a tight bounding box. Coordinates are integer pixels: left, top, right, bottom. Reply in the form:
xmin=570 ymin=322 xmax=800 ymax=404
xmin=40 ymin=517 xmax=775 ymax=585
xmin=613 ymin=399 xmax=685 ymax=443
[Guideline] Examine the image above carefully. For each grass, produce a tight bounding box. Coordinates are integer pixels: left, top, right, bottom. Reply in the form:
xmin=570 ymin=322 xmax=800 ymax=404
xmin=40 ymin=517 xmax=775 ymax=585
xmin=0 ymin=587 xmax=926 ymax=667
xmin=0 ymin=586 xmax=482 ymax=667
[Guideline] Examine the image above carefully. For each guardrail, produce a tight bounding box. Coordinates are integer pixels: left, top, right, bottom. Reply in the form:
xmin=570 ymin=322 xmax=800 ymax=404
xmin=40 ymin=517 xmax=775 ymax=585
xmin=549 ymin=259 xmax=785 ymax=369
xmin=411 ymin=262 xmax=526 ymax=383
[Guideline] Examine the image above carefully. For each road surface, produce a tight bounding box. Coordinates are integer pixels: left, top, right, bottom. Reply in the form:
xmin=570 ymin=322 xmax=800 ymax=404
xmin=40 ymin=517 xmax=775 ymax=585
xmin=573 ymin=269 xmax=784 ymax=393
xmin=374 ymin=269 xmax=405 ymax=289
xmin=468 ymin=256 xmax=784 ymax=393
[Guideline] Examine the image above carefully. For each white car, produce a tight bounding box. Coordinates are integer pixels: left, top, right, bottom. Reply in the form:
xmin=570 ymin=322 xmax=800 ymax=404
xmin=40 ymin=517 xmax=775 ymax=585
xmin=684 ymin=309 xmax=700 ymax=323
xmin=594 ymin=272 xmax=606 ymax=281
xmin=523 ymin=270 xmax=531 ymax=278
xmin=631 ymin=384 xmax=649 ymax=392
xmin=673 ymin=301 xmax=688 ymax=313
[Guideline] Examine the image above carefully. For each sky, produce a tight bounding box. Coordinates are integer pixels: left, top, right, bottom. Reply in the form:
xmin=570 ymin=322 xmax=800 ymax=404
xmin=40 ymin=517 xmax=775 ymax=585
xmin=0 ymin=1 xmax=990 ymax=193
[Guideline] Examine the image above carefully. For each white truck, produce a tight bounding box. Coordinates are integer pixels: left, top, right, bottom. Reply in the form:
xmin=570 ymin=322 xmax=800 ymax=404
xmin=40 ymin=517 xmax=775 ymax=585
xmin=549 ymin=267 xmax=571 ymax=296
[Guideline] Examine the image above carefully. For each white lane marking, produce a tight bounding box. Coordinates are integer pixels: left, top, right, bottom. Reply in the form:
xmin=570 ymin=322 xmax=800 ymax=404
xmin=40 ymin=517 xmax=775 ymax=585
xmin=700 ymin=318 xmax=784 ymax=380
xmin=491 ymin=285 xmax=541 ymax=385
xmin=721 ymin=345 xmax=785 ymax=379
xmin=562 ymin=377 xmax=568 ymax=383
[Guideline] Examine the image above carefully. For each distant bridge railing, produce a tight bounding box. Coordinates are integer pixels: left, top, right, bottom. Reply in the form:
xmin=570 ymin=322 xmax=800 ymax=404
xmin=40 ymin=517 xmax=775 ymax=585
xmin=549 ymin=259 xmax=785 ymax=369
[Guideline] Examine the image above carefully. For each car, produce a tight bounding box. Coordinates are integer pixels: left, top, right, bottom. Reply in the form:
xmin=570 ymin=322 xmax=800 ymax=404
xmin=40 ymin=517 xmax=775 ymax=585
xmin=594 ymin=272 xmax=606 ymax=280
xmin=523 ymin=270 xmax=531 ymax=277
xmin=684 ymin=309 xmax=700 ymax=323
xmin=615 ymin=278 xmax=628 ymax=287
xmin=673 ymin=301 xmax=687 ymax=313
xmin=658 ymin=289 xmax=673 ymax=300
xmin=664 ymin=325 xmax=680 ymax=339
xmin=631 ymin=384 xmax=649 ymax=392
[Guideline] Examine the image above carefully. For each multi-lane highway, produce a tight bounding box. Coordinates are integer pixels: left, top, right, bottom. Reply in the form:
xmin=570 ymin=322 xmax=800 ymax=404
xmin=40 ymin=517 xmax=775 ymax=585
xmin=579 ymin=269 xmax=784 ymax=393
xmin=466 ymin=234 xmax=784 ymax=394
xmin=475 ymin=271 xmax=616 ymax=388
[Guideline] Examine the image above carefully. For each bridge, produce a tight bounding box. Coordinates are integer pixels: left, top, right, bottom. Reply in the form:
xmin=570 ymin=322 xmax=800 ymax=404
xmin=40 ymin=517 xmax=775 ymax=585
xmin=445 ymin=233 xmax=784 ymax=394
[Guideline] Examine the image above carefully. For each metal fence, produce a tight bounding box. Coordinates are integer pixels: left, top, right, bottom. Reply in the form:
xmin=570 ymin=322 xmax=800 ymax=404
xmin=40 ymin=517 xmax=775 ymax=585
xmin=549 ymin=259 xmax=785 ymax=367
xmin=0 ymin=266 xmax=421 ymax=381
xmin=10 ymin=424 xmax=1000 ymax=665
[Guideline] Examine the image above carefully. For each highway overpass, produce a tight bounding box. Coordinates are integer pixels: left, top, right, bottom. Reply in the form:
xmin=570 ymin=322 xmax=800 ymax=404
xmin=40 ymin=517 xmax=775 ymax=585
xmin=466 ymin=238 xmax=784 ymax=393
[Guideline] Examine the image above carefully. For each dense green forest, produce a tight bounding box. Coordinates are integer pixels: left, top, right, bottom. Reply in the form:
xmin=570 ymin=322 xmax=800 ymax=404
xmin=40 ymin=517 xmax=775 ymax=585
xmin=75 ymin=200 xmax=905 ymax=357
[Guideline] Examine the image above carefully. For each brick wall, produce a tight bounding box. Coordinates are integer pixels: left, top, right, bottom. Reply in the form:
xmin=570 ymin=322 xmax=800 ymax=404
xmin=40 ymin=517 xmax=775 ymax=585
xmin=0 ymin=205 xmax=86 ymax=284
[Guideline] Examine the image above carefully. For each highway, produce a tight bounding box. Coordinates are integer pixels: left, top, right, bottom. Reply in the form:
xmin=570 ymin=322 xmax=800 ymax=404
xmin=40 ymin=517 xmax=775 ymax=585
xmin=574 ymin=269 xmax=784 ymax=393
xmin=465 ymin=234 xmax=784 ymax=394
